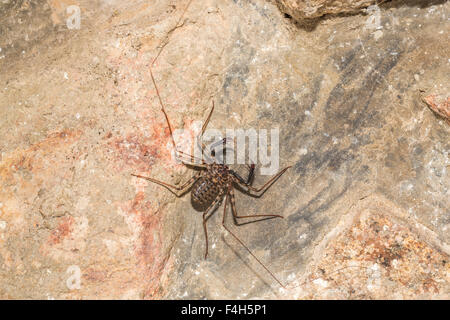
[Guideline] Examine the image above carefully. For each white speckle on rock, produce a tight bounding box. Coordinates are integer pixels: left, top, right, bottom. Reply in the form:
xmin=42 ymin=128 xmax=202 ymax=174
xmin=231 ymin=112 xmax=241 ymax=122
xmin=278 ymin=286 xmax=287 ymax=295
xmin=0 ymin=221 xmax=6 ymax=230
xmin=298 ymin=148 xmax=308 ymax=155
xmin=370 ymin=263 xmax=380 ymax=272
xmin=103 ymin=239 xmax=118 ymax=255
xmin=287 ymin=273 xmax=296 ymax=281
xmin=76 ymin=196 xmax=90 ymax=211
xmin=373 ymin=30 xmax=383 ymax=40
xmin=313 ymin=278 xmax=328 ymax=288
xmin=298 ymin=233 xmax=308 ymax=242
xmin=64 ymin=72 xmax=69 ymax=80
xmin=367 ymin=263 xmax=382 ymax=291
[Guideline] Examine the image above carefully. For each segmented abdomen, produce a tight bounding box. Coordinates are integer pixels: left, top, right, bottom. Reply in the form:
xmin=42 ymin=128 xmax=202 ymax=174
xmin=191 ymin=177 xmax=224 ymax=211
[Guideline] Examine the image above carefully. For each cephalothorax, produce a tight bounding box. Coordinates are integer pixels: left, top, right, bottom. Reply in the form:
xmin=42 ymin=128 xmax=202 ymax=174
xmin=131 ymin=0 xmax=291 ymax=288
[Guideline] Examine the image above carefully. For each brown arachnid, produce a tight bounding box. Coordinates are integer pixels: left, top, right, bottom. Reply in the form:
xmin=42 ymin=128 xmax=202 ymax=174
xmin=132 ymin=0 xmax=291 ymax=288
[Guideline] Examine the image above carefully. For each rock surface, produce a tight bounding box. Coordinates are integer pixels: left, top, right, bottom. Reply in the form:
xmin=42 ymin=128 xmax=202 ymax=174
xmin=273 ymin=0 xmax=377 ymax=21
xmin=422 ymin=93 xmax=450 ymax=125
xmin=0 ymin=0 xmax=448 ymax=299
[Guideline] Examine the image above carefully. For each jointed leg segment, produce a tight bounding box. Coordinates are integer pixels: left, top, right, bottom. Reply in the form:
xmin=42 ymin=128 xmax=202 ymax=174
xmin=235 ymin=166 xmax=292 ymax=195
xmin=133 ymin=0 xmax=288 ymax=288
xmin=228 ymin=188 xmax=283 ymax=225
xmin=131 ymin=172 xmax=200 ymax=197
xmin=221 ymin=185 xmax=285 ymax=288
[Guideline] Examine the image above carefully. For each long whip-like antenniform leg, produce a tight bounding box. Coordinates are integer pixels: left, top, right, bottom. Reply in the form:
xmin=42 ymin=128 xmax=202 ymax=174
xmin=133 ymin=2 xmax=202 ymax=194
xmin=149 ymin=68 xmax=211 ymax=167
xmin=147 ymin=0 xmax=206 ymax=167
xmin=150 ymin=0 xmax=194 ymax=68
xmin=222 ymin=185 xmax=285 ymax=288
xmin=197 ymin=101 xmax=215 ymax=164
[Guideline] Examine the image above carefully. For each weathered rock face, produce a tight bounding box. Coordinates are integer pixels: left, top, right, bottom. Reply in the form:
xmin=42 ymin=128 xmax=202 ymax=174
xmin=0 ymin=0 xmax=448 ymax=299
xmin=0 ymin=0 xmax=54 ymax=59
xmin=273 ymin=0 xmax=377 ymax=21
xmin=423 ymin=94 xmax=450 ymax=125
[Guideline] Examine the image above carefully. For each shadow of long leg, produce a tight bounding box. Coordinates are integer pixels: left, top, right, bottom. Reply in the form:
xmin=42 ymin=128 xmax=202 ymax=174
xmin=221 ymin=186 xmax=285 ymax=288
xmin=202 ymin=193 xmax=224 ymax=259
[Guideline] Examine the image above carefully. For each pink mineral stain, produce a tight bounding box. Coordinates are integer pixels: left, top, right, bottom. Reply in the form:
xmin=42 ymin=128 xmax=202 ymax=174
xmin=118 ymin=191 xmax=167 ymax=298
xmin=423 ymin=94 xmax=450 ymax=125
xmin=49 ymin=216 xmax=75 ymax=245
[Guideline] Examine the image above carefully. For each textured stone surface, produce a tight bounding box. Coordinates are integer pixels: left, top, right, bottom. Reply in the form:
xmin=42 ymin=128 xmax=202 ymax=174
xmin=0 ymin=0 xmax=448 ymax=299
xmin=284 ymin=195 xmax=450 ymax=299
xmin=273 ymin=0 xmax=377 ymax=21
xmin=422 ymin=93 xmax=450 ymax=125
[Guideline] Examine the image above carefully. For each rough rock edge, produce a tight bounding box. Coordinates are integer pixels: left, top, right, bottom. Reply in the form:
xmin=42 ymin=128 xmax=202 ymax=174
xmin=271 ymin=0 xmax=383 ymax=25
xmin=284 ymin=193 xmax=450 ymax=298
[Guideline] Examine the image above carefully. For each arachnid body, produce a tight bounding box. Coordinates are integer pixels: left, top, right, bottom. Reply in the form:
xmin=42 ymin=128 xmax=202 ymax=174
xmin=131 ymin=0 xmax=291 ymax=288
xmin=132 ymin=101 xmax=291 ymax=287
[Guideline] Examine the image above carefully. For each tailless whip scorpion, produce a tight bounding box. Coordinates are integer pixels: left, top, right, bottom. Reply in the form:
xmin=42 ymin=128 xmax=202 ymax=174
xmin=131 ymin=0 xmax=291 ymax=288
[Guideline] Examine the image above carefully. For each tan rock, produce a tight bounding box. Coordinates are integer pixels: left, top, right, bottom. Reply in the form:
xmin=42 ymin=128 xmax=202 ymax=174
xmin=0 ymin=0 xmax=448 ymax=299
xmin=274 ymin=0 xmax=378 ymax=20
